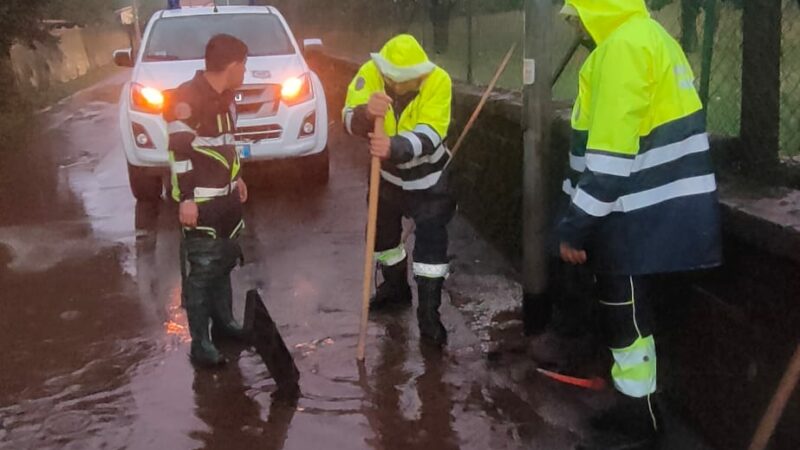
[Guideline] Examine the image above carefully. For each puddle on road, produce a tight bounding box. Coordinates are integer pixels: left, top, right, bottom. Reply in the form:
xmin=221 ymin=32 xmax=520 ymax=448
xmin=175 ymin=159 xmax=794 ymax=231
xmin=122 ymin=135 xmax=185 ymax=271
xmin=0 ymin=76 xmax=590 ymax=450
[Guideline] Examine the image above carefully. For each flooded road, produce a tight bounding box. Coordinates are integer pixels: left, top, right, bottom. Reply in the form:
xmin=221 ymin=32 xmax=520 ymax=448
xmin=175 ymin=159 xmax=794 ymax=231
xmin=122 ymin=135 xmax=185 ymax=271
xmin=0 ymin=73 xmax=592 ymax=450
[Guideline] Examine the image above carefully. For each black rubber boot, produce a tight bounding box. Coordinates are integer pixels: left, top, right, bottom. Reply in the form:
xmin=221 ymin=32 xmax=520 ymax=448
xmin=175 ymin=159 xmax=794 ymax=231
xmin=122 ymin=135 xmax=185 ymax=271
xmin=527 ymin=330 xmax=598 ymax=372
xmin=183 ymin=237 xmax=228 ymax=367
xmin=186 ymin=300 xmax=226 ymax=367
xmin=369 ymin=260 xmax=412 ymax=312
xmin=577 ymin=394 xmax=661 ymax=450
xmin=416 ymin=276 xmax=447 ymax=347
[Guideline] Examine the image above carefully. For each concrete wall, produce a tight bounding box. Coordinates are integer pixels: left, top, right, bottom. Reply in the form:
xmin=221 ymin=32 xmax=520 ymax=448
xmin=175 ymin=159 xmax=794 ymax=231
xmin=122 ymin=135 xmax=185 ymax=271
xmin=311 ymin=52 xmax=800 ymax=449
xmin=10 ymin=26 xmax=131 ymax=92
xmin=312 ymin=52 xmax=800 ymax=270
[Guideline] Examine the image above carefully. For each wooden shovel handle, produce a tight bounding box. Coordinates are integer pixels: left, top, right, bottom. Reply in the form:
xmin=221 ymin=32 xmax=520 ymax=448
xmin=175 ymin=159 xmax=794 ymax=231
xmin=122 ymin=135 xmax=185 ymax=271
xmin=357 ymin=117 xmax=384 ymax=361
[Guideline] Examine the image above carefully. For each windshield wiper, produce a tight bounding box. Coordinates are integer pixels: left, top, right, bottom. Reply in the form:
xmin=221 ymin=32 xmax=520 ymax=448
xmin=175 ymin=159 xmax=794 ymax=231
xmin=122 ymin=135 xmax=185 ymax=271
xmin=144 ymin=54 xmax=181 ymax=62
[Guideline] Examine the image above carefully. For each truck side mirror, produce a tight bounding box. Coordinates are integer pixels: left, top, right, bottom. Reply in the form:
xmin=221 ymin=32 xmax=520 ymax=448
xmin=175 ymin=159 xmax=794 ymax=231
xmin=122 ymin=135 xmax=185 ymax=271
xmin=302 ymin=38 xmax=324 ymax=55
xmin=113 ymin=49 xmax=134 ymax=68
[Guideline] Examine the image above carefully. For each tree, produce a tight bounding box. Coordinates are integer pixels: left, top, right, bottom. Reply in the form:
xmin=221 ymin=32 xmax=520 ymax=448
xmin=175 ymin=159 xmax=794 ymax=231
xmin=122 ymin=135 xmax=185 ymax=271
xmin=0 ymin=0 xmax=51 ymax=58
xmin=43 ymin=0 xmax=115 ymax=25
xmin=0 ymin=0 xmax=51 ymax=145
xmin=0 ymin=0 xmax=115 ymax=146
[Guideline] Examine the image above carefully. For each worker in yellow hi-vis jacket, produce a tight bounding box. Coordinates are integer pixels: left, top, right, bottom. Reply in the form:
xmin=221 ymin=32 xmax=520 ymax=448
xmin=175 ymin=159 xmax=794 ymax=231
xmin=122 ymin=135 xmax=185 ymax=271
xmin=556 ymin=1 xmax=722 ymax=448
xmin=343 ymin=35 xmax=455 ymax=348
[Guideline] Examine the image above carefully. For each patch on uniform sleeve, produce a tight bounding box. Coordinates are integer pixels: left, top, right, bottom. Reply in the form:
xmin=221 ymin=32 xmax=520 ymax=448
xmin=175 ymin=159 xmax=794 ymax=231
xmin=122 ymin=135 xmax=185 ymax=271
xmin=355 ymin=77 xmax=366 ymax=91
xmin=175 ymin=102 xmax=192 ymax=120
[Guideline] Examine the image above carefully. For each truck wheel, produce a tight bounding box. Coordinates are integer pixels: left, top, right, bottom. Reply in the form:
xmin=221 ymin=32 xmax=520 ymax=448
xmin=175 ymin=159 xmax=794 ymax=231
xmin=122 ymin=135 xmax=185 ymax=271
xmin=127 ymin=163 xmax=163 ymax=201
xmin=307 ymin=147 xmax=329 ymax=185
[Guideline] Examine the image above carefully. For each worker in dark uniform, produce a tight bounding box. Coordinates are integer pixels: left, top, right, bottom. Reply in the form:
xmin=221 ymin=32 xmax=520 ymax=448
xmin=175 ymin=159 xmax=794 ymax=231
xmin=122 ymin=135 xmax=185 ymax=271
xmin=164 ymin=34 xmax=249 ymax=367
xmin=343 ymin=35 xmax=455 ymax=347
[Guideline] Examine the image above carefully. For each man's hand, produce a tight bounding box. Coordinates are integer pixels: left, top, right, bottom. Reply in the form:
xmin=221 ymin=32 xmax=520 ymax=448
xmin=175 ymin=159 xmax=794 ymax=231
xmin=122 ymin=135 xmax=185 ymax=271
xmin=560 ymin=242 xmax=587 ymax=265
xmin=237 ymin=178 xmax=248 ymax=204
xmin=368 ymin=132 xmax=391 ymax=160
xmin=179 ymin=200 xmax=199 ymax=228
xmin=367 ymin=93 xmax=392 ymax=118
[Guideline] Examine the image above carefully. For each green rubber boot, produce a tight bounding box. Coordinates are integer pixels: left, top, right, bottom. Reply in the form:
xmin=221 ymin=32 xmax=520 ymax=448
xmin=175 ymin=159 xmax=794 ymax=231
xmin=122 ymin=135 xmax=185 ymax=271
xmin=186 ymin=299 xmax=226 ymax=367
xmin=210 ymin=275 xmax=247 ymax=343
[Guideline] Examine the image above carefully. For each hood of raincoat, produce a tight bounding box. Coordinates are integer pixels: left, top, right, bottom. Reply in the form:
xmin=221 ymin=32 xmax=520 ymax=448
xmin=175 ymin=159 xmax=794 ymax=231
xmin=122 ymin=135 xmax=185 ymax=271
xmin=563 ymin=0 xmax=650 ymax=44
xmin=370 ymin=34 xmax=436 ymax=82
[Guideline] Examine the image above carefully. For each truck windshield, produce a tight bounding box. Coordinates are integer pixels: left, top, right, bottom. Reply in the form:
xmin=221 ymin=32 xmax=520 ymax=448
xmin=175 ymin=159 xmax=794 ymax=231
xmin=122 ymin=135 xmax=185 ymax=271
xmin=143 ymin=14 xmax=294 ymax=62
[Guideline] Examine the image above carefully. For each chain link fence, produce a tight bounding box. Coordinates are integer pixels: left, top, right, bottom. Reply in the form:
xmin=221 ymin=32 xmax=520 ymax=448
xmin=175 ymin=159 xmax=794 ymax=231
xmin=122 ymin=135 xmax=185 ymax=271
xmin=268 ymin=0 xmax=799 ymax=158
xmin=643 ymin=1 xmax=743 ymax=142
xmin=781 ymin=0 xmax=800 ymax=159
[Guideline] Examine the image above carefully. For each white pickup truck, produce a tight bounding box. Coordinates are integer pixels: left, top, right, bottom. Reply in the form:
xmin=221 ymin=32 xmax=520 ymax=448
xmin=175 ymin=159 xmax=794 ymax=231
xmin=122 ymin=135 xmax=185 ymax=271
xmin=114 ymin=5 xmax=329 ymax=200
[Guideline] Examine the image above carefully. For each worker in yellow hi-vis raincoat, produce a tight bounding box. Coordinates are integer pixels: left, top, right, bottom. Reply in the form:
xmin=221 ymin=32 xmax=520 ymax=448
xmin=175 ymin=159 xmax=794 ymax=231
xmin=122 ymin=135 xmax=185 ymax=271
xmin=556 ymin=1 xmax=722 ymax=448
xmin=343 ymin=35 xmax=455 ymax=348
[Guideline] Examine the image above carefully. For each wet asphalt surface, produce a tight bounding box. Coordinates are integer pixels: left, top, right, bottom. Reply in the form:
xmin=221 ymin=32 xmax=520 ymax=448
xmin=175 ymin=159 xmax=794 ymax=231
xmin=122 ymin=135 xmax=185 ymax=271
xmin=0 ymin=72 xmax=600 ymax=450
xmin=8 ymin=66 xmax=777 ymax=450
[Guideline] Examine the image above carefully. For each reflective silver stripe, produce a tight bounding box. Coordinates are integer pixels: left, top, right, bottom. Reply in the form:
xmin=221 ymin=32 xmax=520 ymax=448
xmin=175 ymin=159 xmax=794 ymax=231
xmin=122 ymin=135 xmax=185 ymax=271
xmin=413 ymin=124 xmax=442 ymax=147
xmin=571 ymin=174 xmax=717 ymax=217
xmin=343 ymin=108 xmax=355 ymax=135
xmin=168 ymin=121 xmax=195 ymax=135
xmin=586 ymin=152 xmax=635 ymax=177
xmin=375 ymin=245 xmax=407 ymax=266
xmin=413 ymin=262 xmax=449 ymax=279
xmin=194 ymin=226 xmax=218 ymax=239
xmin=610 ymin=336 xmax=657 ymax=398
xmin=584 ymin=133 xmax=710 ymax=176
xmin=562 ymin=178 xmax=575 ymax=196
xmin=396 ymin=145 xmax=449 ymax=170
xmin=572 ymin=188 xmax=614 ymax=217
xmin=193 ymin=134 xmax=235 ymax=148
xmin=570 ymin=154 xmax=586 ymax=173
xmin=194 ymin=187 xmax=229 ymax=198
xmin=230 ymin=219 xmax=245 ymax=238
xmin=194 ymin=181 xmax=238 ymax=199
xmin=399 ymin=131 xmax=423 ymax=158
xmin=171 ymin=159 xmax=193 ymax=174
xmin=380 ymin=170 xmax=442 ymax=191
xmin=632 ymin=132 xmax=709 ymax=173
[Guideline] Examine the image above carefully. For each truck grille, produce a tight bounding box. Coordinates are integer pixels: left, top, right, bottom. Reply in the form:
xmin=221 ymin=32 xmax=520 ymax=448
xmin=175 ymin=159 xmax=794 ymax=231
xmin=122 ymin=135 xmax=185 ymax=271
xmin=236 ymin=124 xmax=283 ymax=142
xmin=234 ymin=84 xmax=280 ymax=118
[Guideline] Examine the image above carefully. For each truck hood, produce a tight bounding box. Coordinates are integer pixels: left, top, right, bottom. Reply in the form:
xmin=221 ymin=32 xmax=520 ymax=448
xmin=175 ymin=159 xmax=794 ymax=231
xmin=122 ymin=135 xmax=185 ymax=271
xmin=132 ymin=54 xmax=307 ymax=91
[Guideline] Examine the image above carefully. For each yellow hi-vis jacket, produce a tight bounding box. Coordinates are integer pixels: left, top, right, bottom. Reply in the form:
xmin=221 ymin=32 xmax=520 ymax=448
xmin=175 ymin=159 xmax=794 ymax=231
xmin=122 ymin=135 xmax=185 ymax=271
xmin=557 ymin=0 xmax=722 ymax=274
xmin=343 ymin=35 xmax=453 ymax=191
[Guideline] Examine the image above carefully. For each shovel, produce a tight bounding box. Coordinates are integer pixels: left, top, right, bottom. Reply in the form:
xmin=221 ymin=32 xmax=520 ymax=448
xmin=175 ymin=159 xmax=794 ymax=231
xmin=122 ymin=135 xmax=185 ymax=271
xmin=244 ymin=289 xmax=301 ymax=400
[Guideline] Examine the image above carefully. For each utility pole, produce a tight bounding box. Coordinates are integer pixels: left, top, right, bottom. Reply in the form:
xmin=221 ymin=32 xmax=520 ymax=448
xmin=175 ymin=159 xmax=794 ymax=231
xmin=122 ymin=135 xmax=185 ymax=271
xmin=521 ymin=0 xmax=553 ymax=335
xmin=132 ymin=0 xmax=142 ymax=49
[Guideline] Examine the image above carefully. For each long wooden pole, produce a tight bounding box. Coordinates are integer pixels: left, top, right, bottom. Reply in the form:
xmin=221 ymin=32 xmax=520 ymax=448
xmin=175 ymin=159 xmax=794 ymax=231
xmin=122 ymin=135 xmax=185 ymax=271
xmin=748 ymin=343 xmax=800 ymax=450
xmin=450 ymin=44 xmax=516 ymax=159
xmin=357 ymin=118 xmax=384 ymax=361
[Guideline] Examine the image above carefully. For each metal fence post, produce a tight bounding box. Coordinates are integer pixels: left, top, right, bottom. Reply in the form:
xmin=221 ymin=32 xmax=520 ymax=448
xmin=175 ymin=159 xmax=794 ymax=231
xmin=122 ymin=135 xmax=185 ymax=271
xmin=740 ymin=0 xmax=781 ymax=170
xmin=522 ymin=0 xmax=553 ymax=335
xmin=466 ymin=0 xmax=473 ymax=84
xmin=698 ymin=0 xmax=718 ymax=107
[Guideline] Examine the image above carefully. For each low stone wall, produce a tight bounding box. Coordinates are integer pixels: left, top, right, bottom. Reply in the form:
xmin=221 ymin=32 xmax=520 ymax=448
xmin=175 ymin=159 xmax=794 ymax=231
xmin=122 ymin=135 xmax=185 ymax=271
xmin=10 ymin=26 xmax=131 ymax=92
